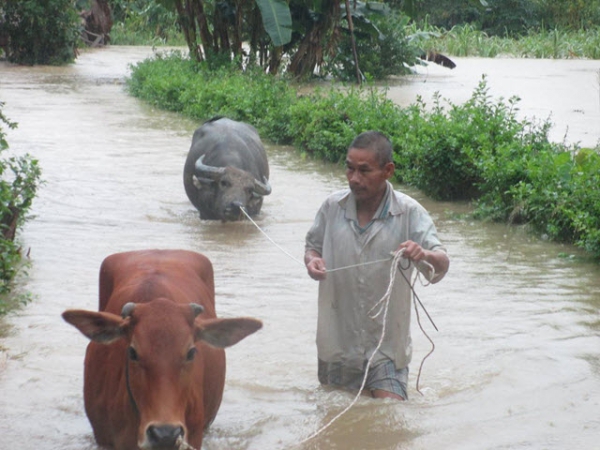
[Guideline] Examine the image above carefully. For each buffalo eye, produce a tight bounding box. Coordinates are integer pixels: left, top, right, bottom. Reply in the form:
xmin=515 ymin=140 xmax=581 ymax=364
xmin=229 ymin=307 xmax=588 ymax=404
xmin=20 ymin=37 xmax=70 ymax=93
xmin=128 ymin=346 xmax=139 ymax=362
xmin=219 ymin=179 xmax=231 ymax=189
xmin=186 ymin=347 xmax=197 ymax=362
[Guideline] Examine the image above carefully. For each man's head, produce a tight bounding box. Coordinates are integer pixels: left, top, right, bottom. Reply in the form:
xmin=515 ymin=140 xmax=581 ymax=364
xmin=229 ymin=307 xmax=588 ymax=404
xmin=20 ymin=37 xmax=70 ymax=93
xmin=348 ymin=131 xmax=393 ymax=167
xmin=345 ymin=131 xmax=395 ymax=206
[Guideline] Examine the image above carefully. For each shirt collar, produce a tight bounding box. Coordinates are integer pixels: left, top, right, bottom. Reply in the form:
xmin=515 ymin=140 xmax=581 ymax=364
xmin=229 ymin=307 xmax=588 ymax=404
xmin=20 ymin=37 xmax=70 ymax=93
xmin=339 ymin=181 xmax=399 ymax=223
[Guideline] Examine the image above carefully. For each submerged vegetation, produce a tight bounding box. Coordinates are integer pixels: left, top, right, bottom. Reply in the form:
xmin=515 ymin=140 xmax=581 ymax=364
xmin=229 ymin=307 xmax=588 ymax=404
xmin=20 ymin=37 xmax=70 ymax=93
xmin=127 ymin=54 xmax=600 ymax=259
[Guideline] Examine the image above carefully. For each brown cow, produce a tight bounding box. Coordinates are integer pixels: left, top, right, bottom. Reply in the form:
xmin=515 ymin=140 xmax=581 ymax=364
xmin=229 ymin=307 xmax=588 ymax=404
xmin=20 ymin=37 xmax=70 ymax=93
xmin=62 ymin=249 xmax=262 ymax=450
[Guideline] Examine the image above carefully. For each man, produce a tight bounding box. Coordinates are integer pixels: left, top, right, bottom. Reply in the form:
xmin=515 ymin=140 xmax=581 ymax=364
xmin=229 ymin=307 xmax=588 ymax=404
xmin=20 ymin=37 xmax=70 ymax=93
xmin=304 ymin=131 xmax=449 ymax=401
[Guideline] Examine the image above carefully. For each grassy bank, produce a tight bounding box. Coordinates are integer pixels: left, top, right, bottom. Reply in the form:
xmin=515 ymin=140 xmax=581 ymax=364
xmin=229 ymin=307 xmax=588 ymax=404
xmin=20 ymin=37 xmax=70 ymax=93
xmin=127 ymin=53 xmax=600 ymax=259
xmin=413 ymin=24 xmax=600 ymax=59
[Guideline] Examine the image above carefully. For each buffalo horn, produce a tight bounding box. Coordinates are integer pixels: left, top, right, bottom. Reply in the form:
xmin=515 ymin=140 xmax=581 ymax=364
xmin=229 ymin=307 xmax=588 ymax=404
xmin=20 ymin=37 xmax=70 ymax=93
xmin=253 ymin=176 xmax=272 ymax=196
xmin=195 ymin=154 xmax=225 ymax=180
xmin=190 ymin=303 xmax=204 ymax=317
xmin=121 ymin=302 xmax=136 ymax=318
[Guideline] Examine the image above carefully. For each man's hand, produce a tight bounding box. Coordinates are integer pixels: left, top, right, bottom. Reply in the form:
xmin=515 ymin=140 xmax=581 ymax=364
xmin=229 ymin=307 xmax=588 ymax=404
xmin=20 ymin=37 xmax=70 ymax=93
xmin=305 ymin=250 xmax=327 ymax=281
xmin=397 ymin=240 xmax=449 ymax=283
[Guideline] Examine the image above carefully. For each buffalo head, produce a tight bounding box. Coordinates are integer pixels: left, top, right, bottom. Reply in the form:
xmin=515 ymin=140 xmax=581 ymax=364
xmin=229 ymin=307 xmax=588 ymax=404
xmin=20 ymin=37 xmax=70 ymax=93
xmin=183 ymin=118 xmax=272 ymax=222
xmin=193 ymin=155 xmax=271 ymax=221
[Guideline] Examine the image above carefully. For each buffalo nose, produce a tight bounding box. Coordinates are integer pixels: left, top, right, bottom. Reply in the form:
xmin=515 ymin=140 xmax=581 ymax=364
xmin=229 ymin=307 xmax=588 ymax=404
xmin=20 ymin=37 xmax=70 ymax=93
xmin=230 ymin=201 xmax=243 ymax=210
xmin=223 ymin=201 xmax=244 ymax=219
xmin=146 ymin=424 xmax=184 ymax=447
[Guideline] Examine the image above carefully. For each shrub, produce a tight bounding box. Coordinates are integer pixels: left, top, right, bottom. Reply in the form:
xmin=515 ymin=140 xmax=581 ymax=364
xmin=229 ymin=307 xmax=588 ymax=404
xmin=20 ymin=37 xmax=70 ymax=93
xmin=126 ymin=55 xmax=600 ymax=259
xmin=2 ymin=0 xmax=80 ymax=65
xmin=0 ymin=102 xmax=42 ymax=313
xmin=324 ymin=12 xmax=421 ymax=81
xmin=127 ymin=52 xmax=297 ymax=140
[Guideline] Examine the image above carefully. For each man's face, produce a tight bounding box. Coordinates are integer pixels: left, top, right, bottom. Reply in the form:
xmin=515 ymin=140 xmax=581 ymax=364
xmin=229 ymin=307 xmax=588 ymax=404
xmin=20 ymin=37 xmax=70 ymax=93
xmin=345 ymin=148 xmax=394 ymax=204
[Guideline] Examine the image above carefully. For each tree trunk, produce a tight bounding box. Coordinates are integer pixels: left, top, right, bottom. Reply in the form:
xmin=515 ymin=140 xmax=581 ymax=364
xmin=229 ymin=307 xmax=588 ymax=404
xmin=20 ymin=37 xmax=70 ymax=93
xmin=80 ymin=0 xmax=113 ymax=47
xmin=288 ymin=0 xmax=340 ymax=79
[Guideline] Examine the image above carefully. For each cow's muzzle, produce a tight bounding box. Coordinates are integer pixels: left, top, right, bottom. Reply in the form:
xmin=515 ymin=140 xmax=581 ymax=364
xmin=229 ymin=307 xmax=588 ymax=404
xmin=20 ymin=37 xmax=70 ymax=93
xmin=144 ymin=423 xmax=185 ymax=449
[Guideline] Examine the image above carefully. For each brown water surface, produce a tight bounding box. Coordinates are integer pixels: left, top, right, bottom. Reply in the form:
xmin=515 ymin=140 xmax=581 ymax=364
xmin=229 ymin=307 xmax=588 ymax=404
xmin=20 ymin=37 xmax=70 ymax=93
xmin=0 ymin=47 xmax=599 ymax=450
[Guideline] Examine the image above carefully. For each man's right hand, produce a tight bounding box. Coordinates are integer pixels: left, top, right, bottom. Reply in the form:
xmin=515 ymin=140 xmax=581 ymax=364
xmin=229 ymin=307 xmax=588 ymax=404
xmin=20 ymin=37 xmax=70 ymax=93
xmin=305 ymin=251 xmax=327 ymax=281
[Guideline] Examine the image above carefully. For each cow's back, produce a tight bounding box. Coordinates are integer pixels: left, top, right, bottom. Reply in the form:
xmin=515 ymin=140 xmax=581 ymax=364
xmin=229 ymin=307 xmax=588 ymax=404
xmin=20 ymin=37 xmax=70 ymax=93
xmin=98 ymin=249 xmax=215 ymax=315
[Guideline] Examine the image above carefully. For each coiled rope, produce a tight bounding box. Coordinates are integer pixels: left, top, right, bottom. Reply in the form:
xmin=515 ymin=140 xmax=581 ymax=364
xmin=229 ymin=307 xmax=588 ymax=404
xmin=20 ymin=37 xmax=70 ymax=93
xmin=239 ymin=208 xmax=437 ymax=445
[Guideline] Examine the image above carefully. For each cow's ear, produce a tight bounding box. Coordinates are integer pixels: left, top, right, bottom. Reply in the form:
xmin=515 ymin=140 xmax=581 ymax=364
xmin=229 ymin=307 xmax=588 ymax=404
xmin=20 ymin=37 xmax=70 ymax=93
xmin=62 ymin=310 xmax=129 ymax=344
xmin=195 ymin=317 xmax=262 ymax=348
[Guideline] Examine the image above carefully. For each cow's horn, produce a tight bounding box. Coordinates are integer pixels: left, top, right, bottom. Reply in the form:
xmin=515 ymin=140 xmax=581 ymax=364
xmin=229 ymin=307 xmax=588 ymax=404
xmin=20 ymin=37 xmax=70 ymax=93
xmin=121 ymin=302 xmax=136 ymax=318
xmin=195 ymin=155 xmax=225 ymax=180
xmin=190 ymin=303 xmax=204 ymax=317
xmin=253 ymin=176 xmax=272 ymax=196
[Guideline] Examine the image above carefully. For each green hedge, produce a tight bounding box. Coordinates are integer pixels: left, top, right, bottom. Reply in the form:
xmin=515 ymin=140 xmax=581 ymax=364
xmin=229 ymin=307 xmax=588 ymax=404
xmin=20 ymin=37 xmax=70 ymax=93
xmin=127 ymin=55 xmax=600 ymax=259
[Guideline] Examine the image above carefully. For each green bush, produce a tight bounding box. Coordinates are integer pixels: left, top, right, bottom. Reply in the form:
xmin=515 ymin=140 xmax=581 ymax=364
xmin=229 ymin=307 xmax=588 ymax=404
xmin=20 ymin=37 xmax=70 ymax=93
xmin=127 ymin=52 xmax=297 ymax=139
xmin=2 ymin=0 xmax=80 ymax=65
xmin=109 ymin=0 xmax=185 ymax=46
xmin=126 ymin=55 xmax=600 ymax=260
xmin=288 ymin=86 xmax=405 ymax=161
xmin=0 ymin=103 xmax=42 ymax=314
xmin=324 ymin=13 xmax=421 ymax=81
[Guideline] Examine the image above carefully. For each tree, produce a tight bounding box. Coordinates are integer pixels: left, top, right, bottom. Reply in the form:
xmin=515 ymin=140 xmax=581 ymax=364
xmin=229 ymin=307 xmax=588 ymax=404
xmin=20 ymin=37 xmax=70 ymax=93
xmin=169 ymin=0 xmax=421 ymax=80
xmin=1 ymin=0 xmax=80 ymax=65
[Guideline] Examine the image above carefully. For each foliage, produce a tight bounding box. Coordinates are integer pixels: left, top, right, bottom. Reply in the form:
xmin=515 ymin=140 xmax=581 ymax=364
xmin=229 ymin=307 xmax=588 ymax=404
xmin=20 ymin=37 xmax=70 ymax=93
xmin=323 ymin=12 xmax=421 ymax=81
xmin=127 ymin=55 xmax=600 ymax=259
xmin=1 ymin=0 xmax=80 ymax=65
xmin=479 ymin=0 xmax=542 ymax=37
xmin=109 ymin=0 xmax=186 ymax=45
xmin=412 ymin=23 xmax=600 ymax=59
xmin=407 ymin=0 xmax=600 ymax=36
xmin=536 ymin=0 xmax=600 ymax=30
xmin=287 ymin=87 xmax=404 ymax=161
xmin=126 ymin=51 xmax=297 ymax=138
xmin=146 ymin=0 xmax=423 ymax=80
xmin=0 ymin=103 xmax=42 ymax=314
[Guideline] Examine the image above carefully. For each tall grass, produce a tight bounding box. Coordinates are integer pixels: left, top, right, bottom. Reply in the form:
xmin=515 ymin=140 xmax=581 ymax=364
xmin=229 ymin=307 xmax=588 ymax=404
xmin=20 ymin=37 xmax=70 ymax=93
xmin=410 ymin=23 xmax=600 ymax=59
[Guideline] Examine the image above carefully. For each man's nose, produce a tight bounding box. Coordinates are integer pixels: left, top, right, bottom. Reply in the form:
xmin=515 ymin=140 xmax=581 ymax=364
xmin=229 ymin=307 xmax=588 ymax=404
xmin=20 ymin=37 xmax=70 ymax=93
xmin=349 ymin=171 xmax=361 ymax=183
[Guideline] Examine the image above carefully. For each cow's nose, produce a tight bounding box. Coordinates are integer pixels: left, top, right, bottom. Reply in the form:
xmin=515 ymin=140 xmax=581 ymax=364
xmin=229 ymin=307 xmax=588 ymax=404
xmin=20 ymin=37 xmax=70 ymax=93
xmin=146 ymin=424 xmax=184 ymax=448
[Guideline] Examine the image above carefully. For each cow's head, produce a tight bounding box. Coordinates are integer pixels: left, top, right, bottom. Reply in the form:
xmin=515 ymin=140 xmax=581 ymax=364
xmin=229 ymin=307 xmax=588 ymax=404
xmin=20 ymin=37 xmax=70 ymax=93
xmin=193 ymin=155 xmax=271 ymax=221
xmin=62 ymin=299 xmax=262 ymax=450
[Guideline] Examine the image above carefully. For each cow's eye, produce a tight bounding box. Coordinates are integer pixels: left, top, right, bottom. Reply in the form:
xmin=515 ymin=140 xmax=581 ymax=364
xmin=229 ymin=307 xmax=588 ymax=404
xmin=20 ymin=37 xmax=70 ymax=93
xmin=128 ymin=347 xmax=139 ymax=361
xmin=186 ymin=347 xmax=197 ymax=362
xmin=220 ymin=180 xmax=230 ymax=188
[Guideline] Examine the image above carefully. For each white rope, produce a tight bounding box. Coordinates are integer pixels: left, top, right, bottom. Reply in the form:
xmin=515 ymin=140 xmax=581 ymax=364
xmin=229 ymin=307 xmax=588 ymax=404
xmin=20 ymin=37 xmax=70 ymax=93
xmin=240 ymin=208 xmax=305 ymax=267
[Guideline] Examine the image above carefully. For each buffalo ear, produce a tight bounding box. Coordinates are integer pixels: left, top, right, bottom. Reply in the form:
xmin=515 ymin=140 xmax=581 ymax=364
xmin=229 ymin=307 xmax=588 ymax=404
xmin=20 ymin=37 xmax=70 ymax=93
xmin=195 ymin=317 xmax=262 ymax=348
xmin=62 ymin=310 xmax=128 ymax=344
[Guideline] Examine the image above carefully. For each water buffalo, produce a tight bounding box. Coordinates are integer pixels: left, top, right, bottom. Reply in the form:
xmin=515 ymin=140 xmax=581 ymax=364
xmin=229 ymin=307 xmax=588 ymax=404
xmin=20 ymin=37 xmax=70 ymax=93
xmin=62 ymin=249 xmax=262 ymax=450
xmin=183 ymin=117 xmax=271 ymax=221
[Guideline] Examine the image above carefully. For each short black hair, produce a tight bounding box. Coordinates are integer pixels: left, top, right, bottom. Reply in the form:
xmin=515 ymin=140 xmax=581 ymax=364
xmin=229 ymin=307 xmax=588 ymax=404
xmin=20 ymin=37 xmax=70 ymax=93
xmin=348 ymin=131 xmax=393 ymax=167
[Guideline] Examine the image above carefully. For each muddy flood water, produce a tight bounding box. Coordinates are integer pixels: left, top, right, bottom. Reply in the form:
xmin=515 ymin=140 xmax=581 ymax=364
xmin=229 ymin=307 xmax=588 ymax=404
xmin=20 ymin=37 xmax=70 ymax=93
xmin=0 ymin=47 xmax=599 ymax=450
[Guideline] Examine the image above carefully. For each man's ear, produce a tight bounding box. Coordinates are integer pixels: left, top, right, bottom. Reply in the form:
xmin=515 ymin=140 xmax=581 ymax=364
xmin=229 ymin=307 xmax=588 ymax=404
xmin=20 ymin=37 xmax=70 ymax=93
xmin=384 ymin=162 xmax=396 ymax=179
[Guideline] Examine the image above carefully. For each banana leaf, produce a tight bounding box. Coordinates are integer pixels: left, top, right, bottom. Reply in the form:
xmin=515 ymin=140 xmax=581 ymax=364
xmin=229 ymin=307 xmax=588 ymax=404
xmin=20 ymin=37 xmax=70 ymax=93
xmin=255 ymin=0 xmax=292 ymax=46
